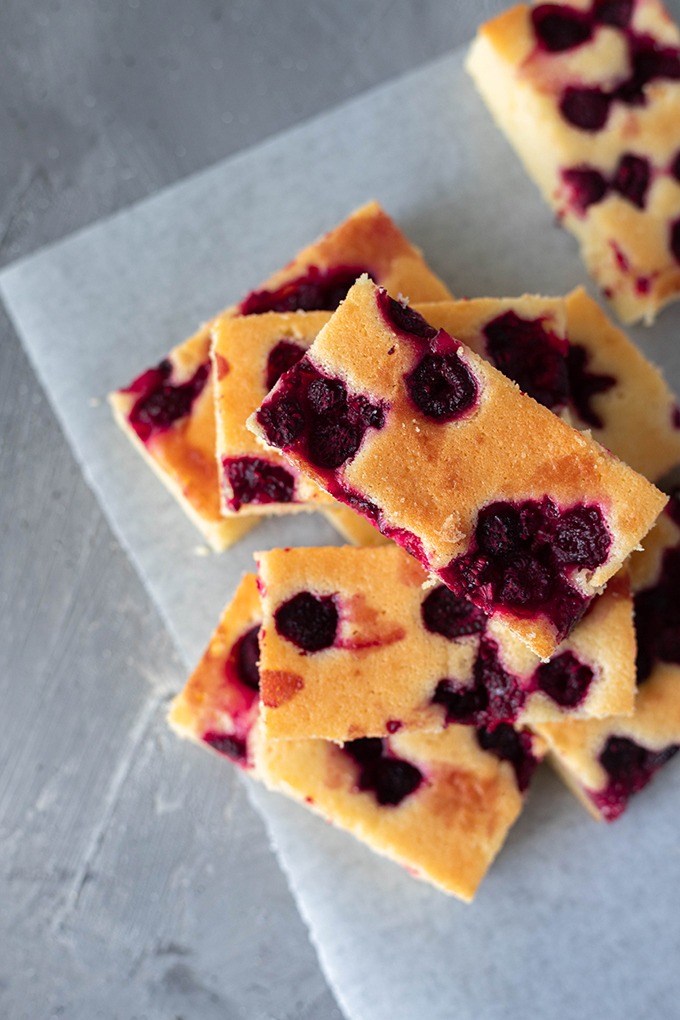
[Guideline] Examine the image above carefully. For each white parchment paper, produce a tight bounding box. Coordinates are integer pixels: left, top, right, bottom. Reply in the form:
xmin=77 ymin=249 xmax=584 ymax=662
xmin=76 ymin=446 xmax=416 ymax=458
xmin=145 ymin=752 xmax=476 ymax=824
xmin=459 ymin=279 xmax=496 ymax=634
xmin=3 ymin=45 xmax=680 ymax=1020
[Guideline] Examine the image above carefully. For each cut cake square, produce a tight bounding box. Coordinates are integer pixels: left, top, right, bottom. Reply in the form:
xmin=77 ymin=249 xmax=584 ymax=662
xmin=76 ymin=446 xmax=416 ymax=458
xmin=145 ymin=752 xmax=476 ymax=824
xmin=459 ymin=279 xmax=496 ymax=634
xmin=249 ymin=275 xmax=667 ymax=659
xmin=256 ymin=545 xmax=635 ymax=742
xmin=467 ymin=0 xmax=680 ymax=324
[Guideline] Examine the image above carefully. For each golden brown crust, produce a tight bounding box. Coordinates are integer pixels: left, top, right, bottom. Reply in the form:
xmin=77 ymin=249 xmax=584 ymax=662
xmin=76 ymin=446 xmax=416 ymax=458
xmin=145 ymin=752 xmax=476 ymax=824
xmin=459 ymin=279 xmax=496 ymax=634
xmin=256 ymin=545 xmax=635 ymax=742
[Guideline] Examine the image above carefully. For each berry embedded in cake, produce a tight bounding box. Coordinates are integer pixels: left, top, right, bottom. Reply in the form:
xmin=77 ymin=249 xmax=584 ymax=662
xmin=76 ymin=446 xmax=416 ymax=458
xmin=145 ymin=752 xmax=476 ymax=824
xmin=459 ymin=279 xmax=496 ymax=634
xmin=249 ymin=276 xmax=666 ymax=659
xmin=255 ymin=545 xmax=636 ymax=743
xmin=467 ymin=1 xmax=680 ymax=324
xmin=111 ymin=201 xmax=453 ymax=547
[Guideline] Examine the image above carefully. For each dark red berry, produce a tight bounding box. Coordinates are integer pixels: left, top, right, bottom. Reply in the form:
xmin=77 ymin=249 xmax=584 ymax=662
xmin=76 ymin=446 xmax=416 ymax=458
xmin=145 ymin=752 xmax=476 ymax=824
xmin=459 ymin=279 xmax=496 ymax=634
xmin=561 ymin=166 xmax=609 ymax=214
xmin=593 ymin=735 xmax=679 ymax=820
xmin=531 ymin=4 xmax=592 ymax=52
xmin=593 ymin=0 xmax=634 ymax=28
xmin=483 ymin=310 xmax=569 ymax=411
xmin=671 ymin=218 xmax=680 ymax=265
xmin=421 ymin=585 xmax=486 ymax=639
xmin=275 ymin=591 xmax=339 ymax=652
xmin=308 ymin=417 xmax=362 ymax=469
xmin=257 ymin=394 xmax=305 ymax=448
xmin=476 ymin=724 xmax=539 ymax=792
xmin=612 ymin=154 xmax=651 ymax=208
xmin=534 ymin=650 xmax=594 ymax=707
xmin=266 ymin=339 xmax=306 ymax=391
xmin=560 ymin=86 xmax=611 ymax=131
xmin=343 ymin=738 xmax=423 ymax=806
xmin=553 ymin=505 xmax=611 ymax=568
xmin=127 ymin=359 xmax=209 ymax=442
xmin=405 ymin=352 xmax=478 ymax=421
xmin=671 ymin=151 xmax=680 ymax=183
xmin=239 ymin=265 xmax=370 ymax=315
xmin=376 ymin=289 xmax=438 ymax=341
xmin=234 ymin=625 xmax=261 ymax=692
xmin=224 ymin=456 xmax=295 ymax=511
xmin=203 ymin=731 xmax=248 ymax=763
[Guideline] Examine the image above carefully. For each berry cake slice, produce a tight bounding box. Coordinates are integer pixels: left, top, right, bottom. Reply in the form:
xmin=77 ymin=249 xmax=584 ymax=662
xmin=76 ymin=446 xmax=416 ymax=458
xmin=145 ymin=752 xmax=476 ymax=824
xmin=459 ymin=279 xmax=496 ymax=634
xmin=564 ymin=286 xmax=680 ymax=478
xmin=249 ymin=275 xmax=667 ymax=659
xmin=535 ymin=494 xmax=680 ymax=820
xmin=109 ymin=323 xmax=257 ymax=551
xmin=467 ymin=1 xmax=680 ymax=324
xmin=257 ymin=721 xmax=546 ymax=902
xmin=414 ymin=295 xmax=570 ymax=415
xmin=169 ymin=570 xmax=546 ymax=900
xmin=256 ymin=545 xmax=635 ymax=742
xmin=111 ymin=201 xmax=452 ymax=548
xmin=168 ymin=572 xmax=263 ymax=771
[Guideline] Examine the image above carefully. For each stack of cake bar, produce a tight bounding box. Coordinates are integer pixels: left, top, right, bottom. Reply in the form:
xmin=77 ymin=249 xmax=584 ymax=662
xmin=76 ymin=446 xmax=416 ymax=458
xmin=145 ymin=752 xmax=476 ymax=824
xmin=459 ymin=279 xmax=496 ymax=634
xmin=111 ymin=0 xmax=680 ymax=902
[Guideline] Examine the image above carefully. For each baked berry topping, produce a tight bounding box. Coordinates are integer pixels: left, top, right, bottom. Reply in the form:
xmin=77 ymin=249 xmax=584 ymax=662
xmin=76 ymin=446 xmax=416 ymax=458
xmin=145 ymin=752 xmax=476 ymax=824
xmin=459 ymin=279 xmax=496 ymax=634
xmin=256 ymin=394 xmax=305 ymax=448
xmin=203 ymin=731 xmax=248 ymax=764
xmin=405 ymin=352 xmax=478 ymax=422
xmin=553 ymin=505 xmax=612 ymax=567
xmin=592 ymin=735 xmax=679 ymax=820
xmin=531 ymin=4 xmax=592 ymax=52
xmin=612 ymin=154 xmax=651 ymax=208
xmin=560 ymin=86 xmax=611 ymax=131
xmin=256 ymin=356 xmax=385 ymax=470
xmin=616 ymin=35 xmax=680 ymax=106
xmin=377 ymin=290 xmax=438 ymax=341
xmin=534 ymin=650 xmax=594 ymax=707
xmin=433 ymin=637 xmax=527 ymax=728
xmin=593 ymin=0 xmax=634 ymax=28
xmin=567 ymin=344 xmax=616 ymax=429
xmin=670 ymin=218 xmax=680 ymax=265
xmin=126 ymin=359 xmax=210 ymax=442
xmin=561 ymin=166 xmax=609 ymax=214
xmin=266 ymin=339 xmax=306 ymax=391
xmin=238 ymin=265 xmax=370 ymax=315
xmin=233 ymin=624 xmax=261 ymax=692
xmin=673 ymin=404 xmax=680 ymax=430
xmin=223 ymin=456 xmax=296 ymax=511
xmin=442 ymin=498 xmax=610 ymax=639
xmin=421 ymin=585 xmax=487 ymax=640
xmin=343 ymin=737 xmax=423 ymax=806
xmin=475 ymin=724 xmax=539 ymax=792
xmin=483 ymin=310 xmax=569 ymax=411
xmin=275 ymin=591 xmax=339 ymax=652
xmin=633 ymin=546 xmax=680 ymax=683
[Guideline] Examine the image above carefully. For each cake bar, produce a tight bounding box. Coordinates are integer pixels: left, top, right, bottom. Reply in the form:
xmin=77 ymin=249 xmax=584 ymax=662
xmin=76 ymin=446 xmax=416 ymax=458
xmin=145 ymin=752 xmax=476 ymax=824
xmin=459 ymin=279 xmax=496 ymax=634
xmin=256 ymin=545 xmax=635 ymax=742
xmin=467 ymin=1 xmax=680 ymax=324
xmin=249 ymin=275 xmax=666 ymax=659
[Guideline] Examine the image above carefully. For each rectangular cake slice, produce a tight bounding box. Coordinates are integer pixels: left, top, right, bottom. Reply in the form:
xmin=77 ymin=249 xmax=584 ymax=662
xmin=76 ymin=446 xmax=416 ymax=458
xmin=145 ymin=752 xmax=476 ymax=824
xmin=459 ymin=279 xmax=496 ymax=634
xmin=256 ymin=545 xmax=635 ymax=742
xmin=535 ymin=495 xmax=680 ymax=820
xmin=111 ymin=201 xmax=452 ymax=548
xmin=109 ymin=324 xmax=257 ymax=551
xmin=249 ymin=275 xmax=667 ymax=659
xmin=466 ymin=1 xmax=680 ymax=324
xmin=169 ymin=571 xmax=546 ymax=901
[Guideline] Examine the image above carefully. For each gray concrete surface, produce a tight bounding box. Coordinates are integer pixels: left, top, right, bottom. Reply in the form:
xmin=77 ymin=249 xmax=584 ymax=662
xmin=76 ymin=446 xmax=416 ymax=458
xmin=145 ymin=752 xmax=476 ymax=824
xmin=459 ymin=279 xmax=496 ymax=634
xmin=0 ymin=3 xmax=507 ymax=1018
